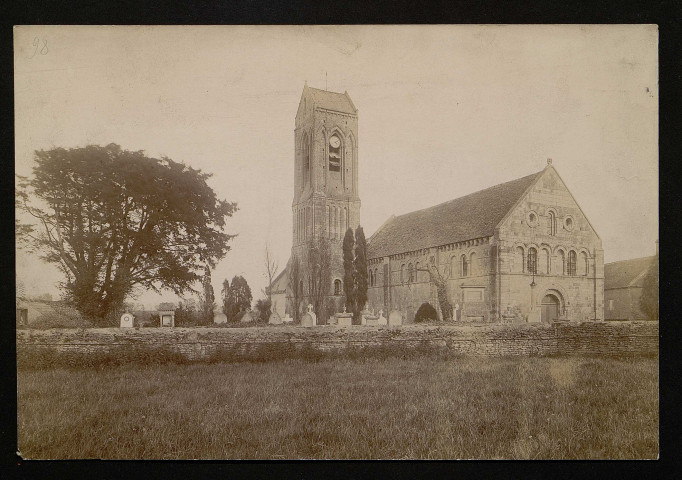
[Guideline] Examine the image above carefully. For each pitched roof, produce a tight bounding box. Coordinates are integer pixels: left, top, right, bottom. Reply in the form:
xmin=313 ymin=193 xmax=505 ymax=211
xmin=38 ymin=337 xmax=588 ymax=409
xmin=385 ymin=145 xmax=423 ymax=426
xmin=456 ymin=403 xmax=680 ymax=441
xmin=307 ymin=87 xmax=357 ymax=115
xmin=367 ymin=170 xmax=542 ymax=259
xmin=604 ymin=256 xmax=655 ymax=290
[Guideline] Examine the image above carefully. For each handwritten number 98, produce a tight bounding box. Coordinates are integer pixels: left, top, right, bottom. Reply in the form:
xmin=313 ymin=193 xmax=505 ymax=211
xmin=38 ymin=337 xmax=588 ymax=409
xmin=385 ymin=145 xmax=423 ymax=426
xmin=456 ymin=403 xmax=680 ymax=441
xmin=29 ymin=37 xmax=48 ymax=58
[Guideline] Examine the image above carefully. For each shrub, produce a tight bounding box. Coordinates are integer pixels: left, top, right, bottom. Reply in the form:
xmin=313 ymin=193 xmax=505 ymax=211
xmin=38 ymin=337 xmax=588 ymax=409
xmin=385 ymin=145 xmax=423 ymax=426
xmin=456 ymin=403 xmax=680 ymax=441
xmin=415 ymin=303 xmax=438 ymax=323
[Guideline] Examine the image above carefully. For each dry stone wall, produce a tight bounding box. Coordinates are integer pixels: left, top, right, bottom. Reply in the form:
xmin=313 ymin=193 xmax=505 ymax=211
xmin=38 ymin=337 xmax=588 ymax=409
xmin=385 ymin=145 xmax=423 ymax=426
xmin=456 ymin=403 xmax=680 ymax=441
xmin=17 ymin=322 xmax=658 ymax=368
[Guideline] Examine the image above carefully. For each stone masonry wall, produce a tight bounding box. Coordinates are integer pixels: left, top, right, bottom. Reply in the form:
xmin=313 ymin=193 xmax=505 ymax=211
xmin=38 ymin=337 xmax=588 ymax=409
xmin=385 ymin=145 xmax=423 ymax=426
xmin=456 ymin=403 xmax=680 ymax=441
xmin=17 ymin=322 xmax=658 ymax=368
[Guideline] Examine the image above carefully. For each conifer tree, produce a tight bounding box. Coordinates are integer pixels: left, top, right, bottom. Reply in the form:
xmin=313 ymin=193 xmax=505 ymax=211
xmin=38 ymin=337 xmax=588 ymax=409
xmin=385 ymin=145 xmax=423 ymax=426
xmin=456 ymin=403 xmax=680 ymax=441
xmin=353 ymin=226 xmax=368 ymax=322
xmin=342 ymin=228 xmax=355 ymax=313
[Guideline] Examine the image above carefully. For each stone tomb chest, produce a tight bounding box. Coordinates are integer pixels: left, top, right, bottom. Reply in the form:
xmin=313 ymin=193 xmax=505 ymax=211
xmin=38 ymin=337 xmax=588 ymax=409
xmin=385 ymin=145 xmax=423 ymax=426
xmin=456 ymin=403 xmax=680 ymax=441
xmin=388 ymin=310 xmax=403 ymax=326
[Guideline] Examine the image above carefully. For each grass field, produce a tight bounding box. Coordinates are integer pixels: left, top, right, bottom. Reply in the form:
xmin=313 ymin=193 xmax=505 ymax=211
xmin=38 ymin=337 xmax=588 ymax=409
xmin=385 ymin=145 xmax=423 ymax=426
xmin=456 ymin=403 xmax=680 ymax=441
xmin=17 ymin=356 xmax=658 ymax=459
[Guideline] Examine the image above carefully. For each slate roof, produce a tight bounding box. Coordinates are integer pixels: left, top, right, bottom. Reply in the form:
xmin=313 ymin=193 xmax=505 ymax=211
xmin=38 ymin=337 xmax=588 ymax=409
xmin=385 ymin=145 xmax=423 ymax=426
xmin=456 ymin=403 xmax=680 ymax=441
xmin=157 ymin=302 xmax=176 ymax=311
xmin=308 ymin=87 xmax=357 ymax=115
xmin=604 ymin=256 xmax=655 ymax=290
xmin=367 ymin=171 xmax=542 ymax=259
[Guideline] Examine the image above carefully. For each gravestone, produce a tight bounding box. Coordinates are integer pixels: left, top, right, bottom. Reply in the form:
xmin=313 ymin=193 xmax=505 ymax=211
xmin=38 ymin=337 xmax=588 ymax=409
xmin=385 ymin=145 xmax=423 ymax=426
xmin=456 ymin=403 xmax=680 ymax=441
xmin=283 ymin=313 xmax=294 ymax=324
xmin=388 ymin=310 xmax=403 ymax=326
xmin=268 ymin=311 xmax=283 ymax=325
xmin=454 ymin=303 xmax=460 ymax=322
xmin=120 ymin=312 xmax=134 ymax=328
xmin=377 ymin=309 xmax=388 ymax=326
xmin=363 ymin=308 xmax=379 ymax=326
xmin=301 ymin=304 xmax=316 ymax=327
xmin=335 ymin=304 xmax=353 ymax=327
xmin=240 ymin=310 xmax=255 ymax=323
xmin=213 ymin=311 xmax=228 ymax=324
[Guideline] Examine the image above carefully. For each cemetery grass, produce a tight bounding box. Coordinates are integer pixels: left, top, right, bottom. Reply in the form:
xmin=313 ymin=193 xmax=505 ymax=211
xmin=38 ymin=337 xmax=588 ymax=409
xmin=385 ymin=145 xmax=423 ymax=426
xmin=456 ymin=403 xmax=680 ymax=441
xmin=17 ymin=356 xmax=658 ymax=459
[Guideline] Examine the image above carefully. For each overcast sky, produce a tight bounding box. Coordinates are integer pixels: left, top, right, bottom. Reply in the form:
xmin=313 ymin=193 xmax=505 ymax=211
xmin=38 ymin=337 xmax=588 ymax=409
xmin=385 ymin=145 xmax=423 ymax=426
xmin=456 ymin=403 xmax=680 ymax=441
xmin=14 ymin=25 xmax=658 ymax=309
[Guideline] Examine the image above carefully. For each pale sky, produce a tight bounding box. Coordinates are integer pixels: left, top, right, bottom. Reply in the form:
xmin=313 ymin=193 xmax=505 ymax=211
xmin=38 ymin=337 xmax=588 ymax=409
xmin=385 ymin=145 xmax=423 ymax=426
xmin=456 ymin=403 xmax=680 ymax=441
xmin=14 ymin=25 xmax=658 ymax=309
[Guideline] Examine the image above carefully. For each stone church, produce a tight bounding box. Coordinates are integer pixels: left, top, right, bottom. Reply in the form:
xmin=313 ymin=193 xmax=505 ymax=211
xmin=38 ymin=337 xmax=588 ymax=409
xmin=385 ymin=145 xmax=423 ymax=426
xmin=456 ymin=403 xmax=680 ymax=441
xmin=271 ymin=84 xmax=604 ymax=324
xmin=366 ymin=162 xmax=605 ymax=323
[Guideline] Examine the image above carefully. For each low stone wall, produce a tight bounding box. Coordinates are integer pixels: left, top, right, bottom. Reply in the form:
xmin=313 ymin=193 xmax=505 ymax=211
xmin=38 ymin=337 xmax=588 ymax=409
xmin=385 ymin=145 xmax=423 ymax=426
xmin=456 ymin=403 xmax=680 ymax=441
xmin=16 ymin=322 xmax=658 ymax=368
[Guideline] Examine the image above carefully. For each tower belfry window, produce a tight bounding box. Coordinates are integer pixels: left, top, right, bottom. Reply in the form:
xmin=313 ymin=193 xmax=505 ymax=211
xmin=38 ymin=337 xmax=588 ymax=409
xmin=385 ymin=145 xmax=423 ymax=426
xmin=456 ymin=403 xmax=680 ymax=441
xmin=329 ymin=135 xmax=341 ymax=172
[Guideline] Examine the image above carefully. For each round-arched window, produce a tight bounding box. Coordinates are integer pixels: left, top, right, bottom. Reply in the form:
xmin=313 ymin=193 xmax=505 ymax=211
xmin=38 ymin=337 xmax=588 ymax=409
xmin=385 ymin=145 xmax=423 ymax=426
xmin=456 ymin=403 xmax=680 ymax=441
xmin=334 ymin=279 xmax=342 ymax=296
xmin=564 ymin=216 xmax=574 ymax=231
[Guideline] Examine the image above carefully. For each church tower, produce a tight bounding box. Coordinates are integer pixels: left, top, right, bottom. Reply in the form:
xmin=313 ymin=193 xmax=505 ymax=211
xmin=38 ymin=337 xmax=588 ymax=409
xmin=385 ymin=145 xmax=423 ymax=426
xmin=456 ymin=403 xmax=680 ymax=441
xmin=291 ymin=83 xmax=361 ymax=313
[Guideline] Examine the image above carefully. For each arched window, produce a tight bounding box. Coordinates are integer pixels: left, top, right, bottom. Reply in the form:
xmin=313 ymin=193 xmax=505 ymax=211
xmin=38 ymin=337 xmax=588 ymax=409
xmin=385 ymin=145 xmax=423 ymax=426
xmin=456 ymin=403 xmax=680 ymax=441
xmin=541 ymin=248 xmax=550 ymax=274
xmin=329 ymin=134 xmax=342 ymax=172
xmin=326 ymin=205 xmax=331 ymax=238
xmin=527 ymin=247 xmax=537 ymax=274
xmin=558 ymin=250 xmax=566 ymax=275
xmin=302 ymin=132 xmax=310 ymax=187
xmin=461 ymin=255 xmax=468 ymax=277
xmin=400 ymin=264 xmax=405 ymax=283
xmin=581 ymin=252 xmax=589 ymax=276
xmin=375 ymin=268 xmax=379 ymax=286
xmin=547 ymin=211 xmax=556 ymax=236
xmin=342 ymin=207 xmax=347 ymax=238
xmin=470 ymin=252 xmax=477 ymax=276
xmin=451 ymin=256 xmax=458 ymax=276
xmin=334 ymin=279 xmax=342 ymax=296
xmin=408 ymin=263 xmax=414 ymax=283
xmin=515 ymin=246 xmax=525 ymax=273
xmin=332 ymin=206 xmax=337 ymax=239
xmin=369 ymin=269 xmax=374 ymax=287
xmin=567 ymin=251 xmax=577 ymax=276
xmin=299 ymin=279 xmax=304 ymax=296
xmin=415 ymin=262 xmax=421 ymax=282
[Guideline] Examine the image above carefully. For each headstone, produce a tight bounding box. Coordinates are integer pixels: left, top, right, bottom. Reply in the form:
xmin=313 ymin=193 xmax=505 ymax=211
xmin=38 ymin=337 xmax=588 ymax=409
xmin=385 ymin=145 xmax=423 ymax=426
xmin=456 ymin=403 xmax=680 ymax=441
xmin=213 ymin=311 xmax=228 ymax=324
xmin=240 ymin=310 xmax=255 ymax=323
xmin=335 ymin=303 xmax=353 ymax=327
xmin=360 ymin=309 xmax=372 ymax=325
xmin=454 ymin=303 xmax=460 ymax=322
xmin=268 ymin=311 xmax=283 ymax=325
xmin=301 ymin=304 xmax=316 ymax=327
xmin=283 ymin=313 xmax=294 ymax=324
xmin=388 ymin=310 xmax=403 ymax=326
xmin=120 ymin=312 xmax=134 ymax=328
xmin=377 ymin=309 xmax=388 ymax=326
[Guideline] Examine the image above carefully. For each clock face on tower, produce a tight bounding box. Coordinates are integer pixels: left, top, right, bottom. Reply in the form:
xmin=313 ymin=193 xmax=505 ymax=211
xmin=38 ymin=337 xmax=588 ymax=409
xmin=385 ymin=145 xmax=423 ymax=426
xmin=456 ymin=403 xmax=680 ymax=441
xmin=329 ymin=135 xmax=341 ymax=149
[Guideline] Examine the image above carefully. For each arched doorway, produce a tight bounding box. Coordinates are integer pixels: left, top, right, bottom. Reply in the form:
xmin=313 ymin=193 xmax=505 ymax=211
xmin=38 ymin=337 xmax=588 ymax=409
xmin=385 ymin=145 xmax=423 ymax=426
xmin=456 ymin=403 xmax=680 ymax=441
xmin=541 ymin=294 xmax=560 ymax=322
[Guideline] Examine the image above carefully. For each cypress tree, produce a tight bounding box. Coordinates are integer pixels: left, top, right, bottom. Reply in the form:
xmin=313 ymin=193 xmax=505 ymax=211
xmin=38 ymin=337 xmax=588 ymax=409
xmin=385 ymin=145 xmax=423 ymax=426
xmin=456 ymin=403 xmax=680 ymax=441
xmin=354 ymin=226 xmax=368 ymax=321
xmin=342 ymin=228 xmax=355 ymax=313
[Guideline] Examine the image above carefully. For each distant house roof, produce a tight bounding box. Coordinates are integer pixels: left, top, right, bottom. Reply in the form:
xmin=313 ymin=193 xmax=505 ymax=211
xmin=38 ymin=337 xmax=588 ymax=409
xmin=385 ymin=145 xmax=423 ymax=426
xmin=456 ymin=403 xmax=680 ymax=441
xmin=367 ymin=171 xmax=542 ymax=259
xmin=604 ymin=256 xmax=655 ymax=290
xmin=308 ymin=87 xmax=357 ymax=115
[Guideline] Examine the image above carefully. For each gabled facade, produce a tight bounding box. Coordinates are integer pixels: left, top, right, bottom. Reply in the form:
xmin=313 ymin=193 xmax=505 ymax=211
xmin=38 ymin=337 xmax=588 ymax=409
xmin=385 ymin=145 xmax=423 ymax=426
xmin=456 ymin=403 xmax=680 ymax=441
xmin=366 ymin=160 xmax=604 ymax=323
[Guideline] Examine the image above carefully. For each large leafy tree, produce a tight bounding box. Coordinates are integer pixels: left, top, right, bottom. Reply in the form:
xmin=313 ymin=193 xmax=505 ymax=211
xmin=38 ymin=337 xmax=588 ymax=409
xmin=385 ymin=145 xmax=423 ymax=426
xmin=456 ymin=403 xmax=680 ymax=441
xmin=342 ymin=228 xmax=355 ymax=314
xmin=16 ymin=144 xmax=237 ymax=325
xmin=223 ymin=275 xmax=252 ymax=321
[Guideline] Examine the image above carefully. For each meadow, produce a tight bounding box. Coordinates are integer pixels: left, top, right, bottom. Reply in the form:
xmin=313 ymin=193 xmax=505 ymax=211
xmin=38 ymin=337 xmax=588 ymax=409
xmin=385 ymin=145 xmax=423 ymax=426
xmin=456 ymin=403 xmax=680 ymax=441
xmin=17 ymin=355 xmax=658 ymax=460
